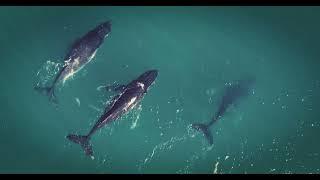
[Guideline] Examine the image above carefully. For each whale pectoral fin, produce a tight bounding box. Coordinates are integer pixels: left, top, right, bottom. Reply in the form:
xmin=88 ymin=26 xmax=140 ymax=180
xmin=34 ymin=85 xmax=58 ymax=105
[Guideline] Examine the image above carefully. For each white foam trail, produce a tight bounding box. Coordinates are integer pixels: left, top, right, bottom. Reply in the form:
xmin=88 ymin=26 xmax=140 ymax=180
xmin=269 ymin=168 xmax=276 ymax=172
xmin=213 ymin=161 xmax=219 ymax=174
xmin=177 ymin=133 xmax=215 ymax=174
xmin=35 ymin=59 xmax=62 ymax=87
xmin=142 ymin=135 xmax=187 ymax=165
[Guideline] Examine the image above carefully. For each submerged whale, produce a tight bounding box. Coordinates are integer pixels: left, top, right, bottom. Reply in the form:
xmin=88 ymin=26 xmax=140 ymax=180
xmin=34 ymin=21 xmax=112 ymax=104
xmin=192 ymin=77 xmax=255 ymax=145
xmin=67 ymin=70 xmax=158 ymax=158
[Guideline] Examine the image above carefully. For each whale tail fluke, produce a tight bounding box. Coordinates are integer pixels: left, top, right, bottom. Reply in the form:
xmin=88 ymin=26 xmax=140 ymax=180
xmin=67 ymin=134 xmax=94 ymax=158
xmin=191 ymin=123 xmax=213 ymax=145
xmin=34 ymin=85 xmax=58 ymax=105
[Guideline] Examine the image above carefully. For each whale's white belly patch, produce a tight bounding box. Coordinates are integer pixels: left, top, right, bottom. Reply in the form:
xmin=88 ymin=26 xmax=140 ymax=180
xmin=62 ymin=57 xmax=81 ymax=84
xmin=124 ymin=96 xmax=138 ymax=112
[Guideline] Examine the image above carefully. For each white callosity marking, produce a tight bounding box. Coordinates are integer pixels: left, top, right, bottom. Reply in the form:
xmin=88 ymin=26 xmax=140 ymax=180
xmin=137 ymin=82 xmax=145 ymax=90
xmin=64 ymin=57 xmax=72 ymax=66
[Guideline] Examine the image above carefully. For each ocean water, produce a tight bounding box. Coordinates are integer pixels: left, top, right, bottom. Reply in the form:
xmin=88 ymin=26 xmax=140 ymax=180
xmin=0 ymin=6 xmax=320 ymax=174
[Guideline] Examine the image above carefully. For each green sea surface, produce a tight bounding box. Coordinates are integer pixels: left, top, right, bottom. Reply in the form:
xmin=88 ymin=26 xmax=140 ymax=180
xmin=0 ymin=6 xmax=319 ymax=174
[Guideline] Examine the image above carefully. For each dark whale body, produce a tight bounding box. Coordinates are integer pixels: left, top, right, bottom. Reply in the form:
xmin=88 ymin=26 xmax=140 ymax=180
xmin=67 ymin=70 xmax=158 ymax=158
xmin=192 ymin=77 xmax=255 ymax=145
xmin=34 ymin=21 xmax=111 ymax=104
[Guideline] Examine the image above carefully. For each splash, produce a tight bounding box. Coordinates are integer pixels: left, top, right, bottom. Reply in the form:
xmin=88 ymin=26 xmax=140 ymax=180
xmin=35 ymin=59 xmax=62 ymax=87
xmin=177 ymin=127 xmax=215 ymax=174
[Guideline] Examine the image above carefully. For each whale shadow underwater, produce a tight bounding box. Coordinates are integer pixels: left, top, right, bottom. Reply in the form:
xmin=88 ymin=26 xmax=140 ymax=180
xmin=192 ymin=76 xmax=256 ymax=145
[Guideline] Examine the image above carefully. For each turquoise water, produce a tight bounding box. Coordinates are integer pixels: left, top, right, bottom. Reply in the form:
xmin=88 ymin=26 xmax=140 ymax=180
xmin=1 ymin=6 xmax=320 ymax=174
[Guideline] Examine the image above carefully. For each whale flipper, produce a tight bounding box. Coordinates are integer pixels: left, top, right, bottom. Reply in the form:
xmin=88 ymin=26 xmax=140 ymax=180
xmin=191 ymin=123 xmax=213 ymax=145
xmin=34 ymin=85 xmax=58 ymax=105
xmin=66 ymin=134 xmax=93 ymax=157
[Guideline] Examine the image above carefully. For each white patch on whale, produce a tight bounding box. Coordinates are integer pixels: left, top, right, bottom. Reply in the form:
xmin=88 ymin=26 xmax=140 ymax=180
xmin=63 ymin=48 xmax=97 ymax=85
xmin=62 ymin=57 xmax=80 ymax=84
xmin=137 ymin=82 xmax=145 ymax=90
xmin=124 ymin=96 xmax=137 ymax=111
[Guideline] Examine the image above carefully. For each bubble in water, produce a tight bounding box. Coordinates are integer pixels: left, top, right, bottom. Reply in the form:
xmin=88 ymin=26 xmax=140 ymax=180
xmin=35 ymin=59 xmax=63 ymax=87
xmin=75 ymin=97 xmax=81 ymax=107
